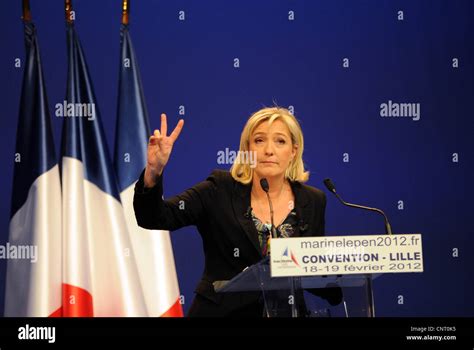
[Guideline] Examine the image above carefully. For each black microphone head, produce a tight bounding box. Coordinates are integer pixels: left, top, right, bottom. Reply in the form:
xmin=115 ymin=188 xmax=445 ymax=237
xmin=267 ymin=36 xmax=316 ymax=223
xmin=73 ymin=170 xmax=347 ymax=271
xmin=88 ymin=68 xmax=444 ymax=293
xmin=260 ymin=178 xmax=269 ymax=192
xmin=323 ymin=178 xmax=336 ymax=193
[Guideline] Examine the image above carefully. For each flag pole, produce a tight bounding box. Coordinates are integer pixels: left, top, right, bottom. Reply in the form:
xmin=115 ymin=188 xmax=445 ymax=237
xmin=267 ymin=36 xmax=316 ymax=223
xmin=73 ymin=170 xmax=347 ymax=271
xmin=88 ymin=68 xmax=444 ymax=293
xmin=122 ymin=0 xmax=130 ymax=25
xmin=65 ymin=0 xmax=74 ymax=24
xmin=22 ymin=0 xmax=32 ymax=22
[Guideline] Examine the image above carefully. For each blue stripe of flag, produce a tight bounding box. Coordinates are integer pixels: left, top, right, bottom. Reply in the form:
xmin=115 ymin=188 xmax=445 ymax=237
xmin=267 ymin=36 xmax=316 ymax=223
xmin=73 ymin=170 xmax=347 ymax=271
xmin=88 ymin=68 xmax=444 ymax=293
xmin=114 ymin=24 xmax=150 ymax=192
xmin=11 ymin=21 xmax=57 ymax=219
xmin=60 ymin=23 xmax=120 ymax=201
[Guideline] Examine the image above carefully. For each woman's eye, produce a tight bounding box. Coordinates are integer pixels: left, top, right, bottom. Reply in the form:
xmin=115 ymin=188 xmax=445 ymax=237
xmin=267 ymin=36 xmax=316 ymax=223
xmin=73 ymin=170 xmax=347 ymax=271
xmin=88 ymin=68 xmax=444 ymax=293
xmin=277 ymin=139 xmax=286 ymax=144
xmin=255 ymin=138 xmax=263 ymax=143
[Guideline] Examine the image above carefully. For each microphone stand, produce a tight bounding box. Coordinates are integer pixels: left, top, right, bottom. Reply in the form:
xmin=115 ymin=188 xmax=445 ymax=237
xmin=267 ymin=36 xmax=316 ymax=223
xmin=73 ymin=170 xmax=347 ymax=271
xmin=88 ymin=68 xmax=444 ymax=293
xmin=324 ymin=179 xmax=393 ymax=235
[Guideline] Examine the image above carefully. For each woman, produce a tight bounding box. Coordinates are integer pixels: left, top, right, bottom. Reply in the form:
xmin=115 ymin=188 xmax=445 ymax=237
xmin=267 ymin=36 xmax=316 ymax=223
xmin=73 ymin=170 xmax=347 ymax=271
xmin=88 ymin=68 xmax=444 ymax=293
xmin=134 ymin=106 xmax=337 ymax=317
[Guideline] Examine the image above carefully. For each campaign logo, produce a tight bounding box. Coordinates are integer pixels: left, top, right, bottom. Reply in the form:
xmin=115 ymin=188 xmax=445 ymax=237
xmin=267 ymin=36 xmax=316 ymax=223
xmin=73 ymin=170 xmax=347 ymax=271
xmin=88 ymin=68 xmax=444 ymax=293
xmin=282 ymin=246 xmax=300 ymax=267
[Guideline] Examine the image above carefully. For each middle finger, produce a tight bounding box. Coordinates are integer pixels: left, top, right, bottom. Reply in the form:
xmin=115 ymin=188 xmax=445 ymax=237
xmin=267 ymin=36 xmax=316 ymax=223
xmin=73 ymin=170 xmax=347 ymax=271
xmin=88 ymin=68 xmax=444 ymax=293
xmin=160 ymin=113 xmax=168 ymax=137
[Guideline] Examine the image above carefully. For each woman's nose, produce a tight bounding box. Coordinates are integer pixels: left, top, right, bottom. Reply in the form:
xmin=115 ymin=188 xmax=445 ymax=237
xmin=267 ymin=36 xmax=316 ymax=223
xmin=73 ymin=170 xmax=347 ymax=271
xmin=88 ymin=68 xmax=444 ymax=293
xmin=264 ymin=142 xmax=274 ymax=155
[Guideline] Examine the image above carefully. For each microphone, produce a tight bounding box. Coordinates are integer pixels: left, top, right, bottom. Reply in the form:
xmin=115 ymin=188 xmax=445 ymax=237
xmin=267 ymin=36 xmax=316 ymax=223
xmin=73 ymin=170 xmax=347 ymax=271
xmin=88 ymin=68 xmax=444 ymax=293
xmin=260 ymin=178 xmax=277 ymax=239
xmin=323 ymin=178 xmax=393 ymax=235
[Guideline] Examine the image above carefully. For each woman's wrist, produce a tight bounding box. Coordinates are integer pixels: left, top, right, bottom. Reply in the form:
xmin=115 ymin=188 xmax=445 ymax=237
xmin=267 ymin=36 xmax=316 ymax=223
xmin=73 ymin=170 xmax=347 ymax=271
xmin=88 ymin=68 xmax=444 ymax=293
xmin=144 ymin=165 xmax=163 ymax=188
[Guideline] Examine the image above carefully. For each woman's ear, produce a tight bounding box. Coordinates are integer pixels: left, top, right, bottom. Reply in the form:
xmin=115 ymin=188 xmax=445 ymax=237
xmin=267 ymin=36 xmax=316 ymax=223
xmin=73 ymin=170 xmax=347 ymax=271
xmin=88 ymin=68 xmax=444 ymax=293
xmin=292 ymin=144 xmax=298 ymax=159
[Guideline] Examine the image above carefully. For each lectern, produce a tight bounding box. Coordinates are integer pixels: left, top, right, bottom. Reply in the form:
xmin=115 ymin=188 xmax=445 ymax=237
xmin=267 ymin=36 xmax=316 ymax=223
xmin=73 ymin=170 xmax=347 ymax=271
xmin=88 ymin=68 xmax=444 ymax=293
xmin=215 ymin=257 xmax=380 ymax=317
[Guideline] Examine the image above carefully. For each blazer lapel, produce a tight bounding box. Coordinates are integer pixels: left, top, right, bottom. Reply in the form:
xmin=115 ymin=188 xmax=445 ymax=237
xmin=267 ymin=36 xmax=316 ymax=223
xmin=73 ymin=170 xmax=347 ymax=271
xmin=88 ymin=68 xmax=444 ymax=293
xmin=289 ymin=181 xmax=311 ymax=237
xmin=231 ymin=181 xmax=263 ymax=257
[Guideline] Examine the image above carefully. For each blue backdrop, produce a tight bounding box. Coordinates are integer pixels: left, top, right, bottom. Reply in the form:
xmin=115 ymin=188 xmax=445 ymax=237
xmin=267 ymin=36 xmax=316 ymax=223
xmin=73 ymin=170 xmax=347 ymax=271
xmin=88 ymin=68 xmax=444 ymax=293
xmin=0 ymin=0 xmax=473 ymax=316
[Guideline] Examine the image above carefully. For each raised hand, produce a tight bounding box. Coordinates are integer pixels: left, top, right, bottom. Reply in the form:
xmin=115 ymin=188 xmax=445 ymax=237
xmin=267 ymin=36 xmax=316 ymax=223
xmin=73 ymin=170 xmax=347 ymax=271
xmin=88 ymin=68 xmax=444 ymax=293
xmin=144 ymin=113 xmax=184 ymax=187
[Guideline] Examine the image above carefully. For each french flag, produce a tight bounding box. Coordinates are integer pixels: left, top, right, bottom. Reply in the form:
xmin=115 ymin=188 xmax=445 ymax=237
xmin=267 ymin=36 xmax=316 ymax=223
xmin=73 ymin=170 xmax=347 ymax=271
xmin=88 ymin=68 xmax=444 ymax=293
xmin=4 ymin=19 xmax=62 ymax=317
xmin=114 ymin=23 xmax=183 ymax=317
xmin=59 ymin=22 xmax=147 ymax=316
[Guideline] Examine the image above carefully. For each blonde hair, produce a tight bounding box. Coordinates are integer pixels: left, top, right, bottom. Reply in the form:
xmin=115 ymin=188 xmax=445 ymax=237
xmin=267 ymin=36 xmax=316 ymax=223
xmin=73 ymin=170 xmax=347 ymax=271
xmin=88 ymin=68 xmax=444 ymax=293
xmin=230 ymin=106 xmax=309 ymax=184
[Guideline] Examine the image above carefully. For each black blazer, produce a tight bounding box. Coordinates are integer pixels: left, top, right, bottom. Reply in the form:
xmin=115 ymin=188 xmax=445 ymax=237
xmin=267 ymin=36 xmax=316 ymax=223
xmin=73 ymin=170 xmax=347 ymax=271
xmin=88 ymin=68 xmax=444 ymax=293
xmin=133 ymin=169 xmax=328 ymax=317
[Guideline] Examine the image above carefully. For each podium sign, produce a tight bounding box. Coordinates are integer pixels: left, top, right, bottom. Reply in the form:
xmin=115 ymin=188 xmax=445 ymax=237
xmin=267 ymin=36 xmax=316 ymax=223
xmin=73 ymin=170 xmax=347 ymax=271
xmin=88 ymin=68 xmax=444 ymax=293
xmin=270 ymin=234 xmax=423 ymax=277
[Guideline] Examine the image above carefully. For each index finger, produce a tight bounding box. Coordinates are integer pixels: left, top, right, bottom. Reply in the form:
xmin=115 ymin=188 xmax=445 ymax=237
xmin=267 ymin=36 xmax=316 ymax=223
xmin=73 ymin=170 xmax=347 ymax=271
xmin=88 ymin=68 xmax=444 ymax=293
xmin=169 ymin=119 xmax=184 ymax=142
